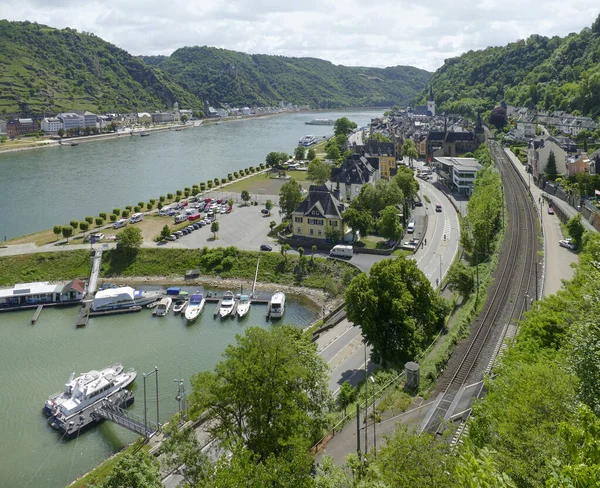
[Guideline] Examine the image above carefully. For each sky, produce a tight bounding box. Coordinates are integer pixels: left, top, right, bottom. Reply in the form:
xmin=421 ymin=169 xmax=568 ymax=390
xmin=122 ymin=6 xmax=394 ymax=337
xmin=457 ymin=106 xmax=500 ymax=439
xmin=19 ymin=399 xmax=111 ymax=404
xmin=1 ymin=0 xmax=598 ymax=72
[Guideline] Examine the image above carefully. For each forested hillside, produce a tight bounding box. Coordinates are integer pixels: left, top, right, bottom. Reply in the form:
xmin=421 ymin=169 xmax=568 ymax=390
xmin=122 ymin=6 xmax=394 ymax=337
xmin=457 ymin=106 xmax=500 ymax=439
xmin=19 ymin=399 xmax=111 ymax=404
xmin=143 ymin=46 xmax=432 ymax=108
xmin=0 ymin=21 xmax=203 ymax=115
xmin=421 ymin=14 xmax=600 ymax=119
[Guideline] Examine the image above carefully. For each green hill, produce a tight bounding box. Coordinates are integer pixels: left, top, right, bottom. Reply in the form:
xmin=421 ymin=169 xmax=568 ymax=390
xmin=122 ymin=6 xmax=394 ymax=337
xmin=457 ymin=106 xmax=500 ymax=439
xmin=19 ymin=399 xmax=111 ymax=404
xmin=0 ymin=20 xmax=203 ymax=115
xmin=421 ymin=14 xmax=600 ymax=119
xmin=143 ymin=46 xmax=432 ymax=108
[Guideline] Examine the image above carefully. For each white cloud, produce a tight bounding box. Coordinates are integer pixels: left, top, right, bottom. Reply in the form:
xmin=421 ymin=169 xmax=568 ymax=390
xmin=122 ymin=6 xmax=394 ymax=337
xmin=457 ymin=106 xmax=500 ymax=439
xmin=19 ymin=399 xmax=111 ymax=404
xmin=0 ymin=0 xmax=598 ymax=71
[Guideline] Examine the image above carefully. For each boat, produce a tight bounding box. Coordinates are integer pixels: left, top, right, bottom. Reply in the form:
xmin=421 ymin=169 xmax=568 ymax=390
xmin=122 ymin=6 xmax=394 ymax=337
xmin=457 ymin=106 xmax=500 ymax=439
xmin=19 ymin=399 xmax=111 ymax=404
xmin=43 ymin=364 xmax=136 ymax=417
xmin=140 ymin=132 xmax=150 ymax=137
xmin=91 ymin=287 xmax=163 ymax=312
xmin=218 ymin=291 xmax=235 ymax=318
xmin=147 ymin=300 xmax=160 ymax=309
xmin=184 ymin=293 xmax=205 ymax=322
xmin=173 ymin=298 xmax=188 ymax=314
xmin=237 ymin=294 xmax=251 ymax=318
xmin=298 ymin=135 xmax=317 ymax=147
xmin=305 ymin=118 xmax=334 ymax=126
xmin=153 ymin=297 xmax=172 ymax=316
xmin=269 ymin=291 xmax=286 ymax=318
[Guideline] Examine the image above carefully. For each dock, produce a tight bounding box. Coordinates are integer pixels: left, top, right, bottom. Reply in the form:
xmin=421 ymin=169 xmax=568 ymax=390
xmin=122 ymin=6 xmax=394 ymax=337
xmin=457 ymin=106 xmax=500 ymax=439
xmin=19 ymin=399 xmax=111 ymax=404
xmin=31 ymin=305 xmax=43 ymax=324
xmin=213 ymin=298 xmax=223 ymax=317
xmin=75 ymin=300 xmax=92 ymax=327
xmin=205 ymin=296 xmax=269 ymax=305
xmin=89 ymin=306 xmax=142 ymax=317
xmin=266 ymin=301 xmax=272 ymax=319
xmin=87 ymin=249 xmax=103 ymax=297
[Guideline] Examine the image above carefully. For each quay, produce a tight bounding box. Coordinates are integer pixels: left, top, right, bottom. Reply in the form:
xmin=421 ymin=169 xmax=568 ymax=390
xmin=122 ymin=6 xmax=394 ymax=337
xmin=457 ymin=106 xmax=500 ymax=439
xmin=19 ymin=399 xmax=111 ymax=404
xmin=31 ymin=304 xmax=44 ymax=324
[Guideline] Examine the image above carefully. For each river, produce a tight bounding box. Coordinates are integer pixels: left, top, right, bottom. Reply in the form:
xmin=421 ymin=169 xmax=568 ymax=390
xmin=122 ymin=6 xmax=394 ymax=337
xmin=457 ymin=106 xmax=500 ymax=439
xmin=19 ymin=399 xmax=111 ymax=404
xmin=0 ymin=110 xmax=382 ymax=240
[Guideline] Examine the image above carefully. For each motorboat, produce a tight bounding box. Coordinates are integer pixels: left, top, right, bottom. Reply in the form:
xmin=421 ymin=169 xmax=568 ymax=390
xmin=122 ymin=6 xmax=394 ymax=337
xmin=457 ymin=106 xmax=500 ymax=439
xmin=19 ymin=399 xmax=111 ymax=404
xmin=237 ymin=295 xmax=251 ymax=318
xmin=173 ymin=298 xmax=188 ymax=314
xmin=185 ymin=293 xmax=205 ymax=322
xmin=219 ymin=291 xmax=235 ymax=318
xmin=43 ymin=364 xmax=136 ymax=418
xmin=298 ymin=135 xmax=317 ymax=146
xmin=153 ymin=297 xmax=172 ymax=316
xmin=305 ymin=118 xmax=333 ymax=126
xmin=269 ymin=291 xmax=286 ymax=318
xmin=91 ymin=287 xmax=163 ymax=312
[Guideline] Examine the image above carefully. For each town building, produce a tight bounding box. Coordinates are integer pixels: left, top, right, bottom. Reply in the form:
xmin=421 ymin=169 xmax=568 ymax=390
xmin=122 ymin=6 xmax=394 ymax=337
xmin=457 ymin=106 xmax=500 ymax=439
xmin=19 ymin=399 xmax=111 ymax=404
xmin=292 ymin=185 xmax=347 ymax=240
xmin=328 ymin=156 xmax=378 ymax=202
xmin=528 ymin=136 xmax=567 ymax=179
xmin=567 ymin=153 xmax=594 ymax=177
xmin=7 ymin=118 xmax=39 ymax=137
xmin=362 ymin=140 xmax=397 ymax=180
xmin=434 ymin=157 xmax=483 ymax=195
xmin=57 ymin=113 xmax=84 ymax=131
xmin=0 ymin=280 xmax=86 ymax=309
xmin=0 ymin=119 xmax=7 ymax=135
xmin=137 ymin=113 xmax=152 ymax=124
xmin=82 ymin=111 xmax=98 ymax=128
xmin=151 ymin=112 xmax=175 ymax=124
xmin=41 ymin=117 xmax=63 ymax=133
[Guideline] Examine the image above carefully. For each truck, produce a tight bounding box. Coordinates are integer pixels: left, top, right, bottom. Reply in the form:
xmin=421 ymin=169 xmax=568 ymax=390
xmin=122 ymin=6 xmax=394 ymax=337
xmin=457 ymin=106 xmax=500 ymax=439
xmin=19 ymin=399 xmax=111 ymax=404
xmin=329 ymin=245 xmax=354 ymax=258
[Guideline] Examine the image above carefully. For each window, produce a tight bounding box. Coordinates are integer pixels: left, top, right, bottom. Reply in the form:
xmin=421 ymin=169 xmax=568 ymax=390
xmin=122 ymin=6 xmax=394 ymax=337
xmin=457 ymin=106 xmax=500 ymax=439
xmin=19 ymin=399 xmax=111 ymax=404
xmin=310 ymin=229 xmax=314 ymax=236
xmin=295 ymin=217 xmax=303 ymax=223
xmin=330 ymin=220 xmax=338 ymax=227
xmin=308 ymin=218 xmax=324 ymax=226
xmin=318 ymin=230 xmax=322 ymax=236
xmin=297 ymin=227 xmax=302 ymax=234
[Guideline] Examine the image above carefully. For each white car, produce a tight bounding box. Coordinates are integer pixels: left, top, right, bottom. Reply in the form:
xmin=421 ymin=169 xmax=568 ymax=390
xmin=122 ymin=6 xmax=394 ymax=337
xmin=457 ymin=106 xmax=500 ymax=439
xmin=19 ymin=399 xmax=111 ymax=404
xmin=559 ymin=238 xmax=576 ymax=250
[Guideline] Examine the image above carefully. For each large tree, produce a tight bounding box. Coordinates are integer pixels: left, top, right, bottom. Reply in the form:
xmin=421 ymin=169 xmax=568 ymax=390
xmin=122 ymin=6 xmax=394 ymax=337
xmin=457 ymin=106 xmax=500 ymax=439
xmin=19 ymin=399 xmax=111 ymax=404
xmin=188 ymin=326 xmax=331 ymax=460
xmin=377 ymin=205 xmax=403 ymax=242
xmin=99 ymin=451 xmax=162 ymax=488
xmin=545 ymin=150 xmax=558 ymax=180
xmin=393 ymin=166 xmax=419 ymax=202
xmin=566 ymin=213 xmax=585 ymax=248
xmin=117 ymin=226 xmax=143 ymax=252
xmin=294 ymin=146 xmax=306 ymax=161
xmin=345 ymin=257 xmax=448 ymax=365
xmin=334 ymin=117 xmax=357 ymax=137
xmin=342 ymin=206 xmax=372 ymax=239
xmin=279 ymin=178 xmax=304 ymax=218
xmin=307 ymin=158 xmax=332 ymax=185
xmin=401 ymin=139 xmax=419 ymax=167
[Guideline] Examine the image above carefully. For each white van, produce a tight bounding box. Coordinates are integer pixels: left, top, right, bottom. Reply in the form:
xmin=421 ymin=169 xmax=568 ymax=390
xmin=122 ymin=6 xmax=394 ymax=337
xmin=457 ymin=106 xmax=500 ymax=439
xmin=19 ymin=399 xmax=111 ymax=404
xmin=113 ymin=218 xmax=128 ymax=229
xmin=174 ymin=214 xmax=188 ymax=224
xmin=407 ymin=221 xmax=415 ymax=234
xmin=329 ymin=245 xmax=354 ymax=258
xmin=129 ymin=212 xmax=144 ymax=224
xmin=159 ymin=207 xmax=171 ymax=216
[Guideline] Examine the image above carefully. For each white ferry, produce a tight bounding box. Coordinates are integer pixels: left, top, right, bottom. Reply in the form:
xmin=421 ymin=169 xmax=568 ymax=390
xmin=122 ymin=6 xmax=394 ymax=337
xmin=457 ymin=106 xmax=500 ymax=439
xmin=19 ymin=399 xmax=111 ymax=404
xmin=269 ymin=291 xmax=286 ymax=318
xmin=305 ymin=118 xmax=334 ymax=126
xmin=298 ymin=135 xmax=318 ymax=146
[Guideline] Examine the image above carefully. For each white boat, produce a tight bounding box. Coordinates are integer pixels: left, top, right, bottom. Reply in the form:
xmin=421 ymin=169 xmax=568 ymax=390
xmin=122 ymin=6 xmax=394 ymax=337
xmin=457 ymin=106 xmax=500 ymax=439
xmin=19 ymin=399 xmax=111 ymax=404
xmin=305 ymin=118 xmax=333 ymax=126
xmin=43 ymin=364 xmax=136 ymax=418
xmin=298 ymin=135 xmax=317 ymax=146
xmin=269 ymin=291 xmax=285 ymax=318
xmin=219 ymin=291 xmax=235 ymax=318
xmin=91 ymin=287 xmax=163 ymax=312
xmin=173 ymin=299 xmax=188 ymax=314
xmin=185 ymin=293 xmax=205 ymax=322
xmin=153 ymin=297 xmax=172 ymax=316
xmin=237 ymin=295 xmax=251 ymax=318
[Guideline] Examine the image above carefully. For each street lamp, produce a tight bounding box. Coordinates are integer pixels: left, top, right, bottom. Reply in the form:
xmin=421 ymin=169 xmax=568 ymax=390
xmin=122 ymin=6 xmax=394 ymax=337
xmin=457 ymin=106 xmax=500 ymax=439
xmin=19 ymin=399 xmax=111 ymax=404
xmin=364 ymin=338 xmax=368 ymax=456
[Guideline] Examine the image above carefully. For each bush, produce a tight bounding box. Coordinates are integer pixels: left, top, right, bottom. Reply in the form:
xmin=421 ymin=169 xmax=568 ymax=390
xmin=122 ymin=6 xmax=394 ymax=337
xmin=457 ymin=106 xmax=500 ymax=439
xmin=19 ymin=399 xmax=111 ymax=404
xmin=176 ymin=190 xmax=182 ymax=197
xmin=70 ymin=220 xmax=79 ymax=230
xmin=149 ymin=199 xmax=156 ymax=205
xmin=109 ymin=214 xmax=117 ymax=222
xmin=99 ymin=212 xmax=107 ymax=220
xmin=112 ymin=208 xmax=120 ymax=216
xmin=159 ymin=196 xmax=166 ymax=202
xmin=146 ymin=202 xmax=153 ymax=210
xmin=126 ymin=205 xmax=132 ymax=211
xmin=134 ymin=206 xmax=141 ymax=212
xmin=122 ymin=210 xmax=130 ymax=218
xmin=167 ymin=193 xmax=173 ymax=200
xmin=96 ymin=217 xmax=105 ymax=226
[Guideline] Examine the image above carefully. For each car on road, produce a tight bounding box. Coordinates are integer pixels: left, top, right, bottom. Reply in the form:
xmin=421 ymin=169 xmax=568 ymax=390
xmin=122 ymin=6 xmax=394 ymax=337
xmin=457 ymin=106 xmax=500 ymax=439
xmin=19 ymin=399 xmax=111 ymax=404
xmin=174 ymin=231 xmax=183 ymax=238
xmin=260 ymin=244 xmax=273 ymax=251
xmin=547 ymin=207 xmax=555 ymax=215
xmin=165 ymin=235 xmax=176 ymax=241
xmin=559 ymin=238 xmax=576 ymax=250
xmin=90 ymin=233 xmax=105 ymax=241
xmin=261 ymin=208 xmax=270 ymax=215
xmin=414 ymin=200 xmax=423 ymax=207
xmin=435 ymin=203 xmax=442 ymax=212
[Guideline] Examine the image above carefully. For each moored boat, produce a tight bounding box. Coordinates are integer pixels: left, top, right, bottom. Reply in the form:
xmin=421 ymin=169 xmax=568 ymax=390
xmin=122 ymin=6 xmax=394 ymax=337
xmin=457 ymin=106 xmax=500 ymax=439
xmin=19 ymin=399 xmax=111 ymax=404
xmin=237 ymin=295 xmax=251 ymax=318
xmin=91 ymin=287 xmax=163 ymax=312
xmin=269 ymin=291 xmax=286 ymax=318
xmin=298 ymin=135 xmax=317 ymax=146
xmin=153 ymin=297 xmax=172 ymax=317
xmin=305 ymin=118 xmax=334 ymax=126
xmin=173 ymin=299 xmax=188 ymax=314
xmin=185 ymin=293 xmax=205 ymax=322
xmin=219 ymin=291 xmax=235 ymax=318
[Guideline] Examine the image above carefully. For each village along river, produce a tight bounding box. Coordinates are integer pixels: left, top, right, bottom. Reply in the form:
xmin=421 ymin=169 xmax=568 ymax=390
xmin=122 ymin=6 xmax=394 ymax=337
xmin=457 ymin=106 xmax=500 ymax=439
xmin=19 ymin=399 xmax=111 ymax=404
xmin=0 ymin=109 xmax=382 ymax=487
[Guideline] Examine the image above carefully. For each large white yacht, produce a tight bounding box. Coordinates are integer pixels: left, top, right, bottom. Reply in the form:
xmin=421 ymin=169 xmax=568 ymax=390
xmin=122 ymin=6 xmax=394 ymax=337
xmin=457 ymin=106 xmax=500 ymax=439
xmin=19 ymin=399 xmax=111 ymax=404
xmin=218 ymin=291 xmax=235 ymax=318
xmin=298 ymin=135 xmax=317 ymax=146
xmin=43 ymin=364 xmax=136 ymax=418
xmin=236 ymin=294 xmax=251 ymax=318
xmin=91 ymin=287 xmax=162 ymax=312
xmin=185 ymin=293 xmax=205 ymax=322
xmin=269 ymin=291 xmax=286 ymax=318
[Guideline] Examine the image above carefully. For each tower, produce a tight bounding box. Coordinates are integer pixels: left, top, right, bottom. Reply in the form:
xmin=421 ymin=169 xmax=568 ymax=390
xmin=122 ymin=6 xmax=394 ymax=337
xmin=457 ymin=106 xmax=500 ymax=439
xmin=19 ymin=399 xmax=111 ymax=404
xmin=427 ymin=86 xmax=436 ymax=117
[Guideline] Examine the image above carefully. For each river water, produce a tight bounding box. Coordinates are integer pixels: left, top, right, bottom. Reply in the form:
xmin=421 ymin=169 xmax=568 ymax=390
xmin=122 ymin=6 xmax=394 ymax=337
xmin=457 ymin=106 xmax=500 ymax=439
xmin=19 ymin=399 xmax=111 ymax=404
xmin=0 ymin=110 xmax=382 ymax=240
xmin=0 ymin=109 xmax=382 ymax=487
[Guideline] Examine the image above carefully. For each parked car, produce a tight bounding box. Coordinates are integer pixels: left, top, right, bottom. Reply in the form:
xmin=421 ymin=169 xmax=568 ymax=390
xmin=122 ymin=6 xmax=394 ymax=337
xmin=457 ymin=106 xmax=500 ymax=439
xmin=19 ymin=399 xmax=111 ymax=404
xmin=559 ymin=238 xmax=576 ymax=250
xmin=435 ymin=203 xmax=442 ymax=212
xmin=92 ymin=233 xmax=105 ymax=241
xmin=260 ymin=244 xmax=273 ymax=252
xmin=547 ymin=207 xmax=555 ymax=215
xmin=414 ymin=200 xmax=423 ymax=207
xmin=261 ymin=208 xmax=270 ymax=215
xmin=174 ymin=231 xmax=183 ymax=238
xmin=165 ymin=235 xmax=176 ymax=241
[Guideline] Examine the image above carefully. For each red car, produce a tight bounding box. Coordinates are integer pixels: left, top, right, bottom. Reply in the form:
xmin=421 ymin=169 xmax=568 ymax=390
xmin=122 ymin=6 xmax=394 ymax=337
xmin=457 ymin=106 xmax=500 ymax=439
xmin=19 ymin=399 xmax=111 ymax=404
xmin=180 ymin=201 xmax=188 ymax=207
xmin=204 ymin=198 xmax=212 ymax=203
xmin=188 ymin=213 xmax=201 ymax=221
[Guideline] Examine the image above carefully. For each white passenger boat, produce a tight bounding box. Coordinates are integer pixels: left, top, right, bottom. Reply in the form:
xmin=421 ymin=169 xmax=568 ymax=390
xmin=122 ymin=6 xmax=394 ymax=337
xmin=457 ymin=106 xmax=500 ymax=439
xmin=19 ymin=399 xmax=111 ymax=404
xmin=43 ymin=364 xmax=136 ymax=418
xmin=153 ymin=297 xmax=172 ymax=316
xmin=237 ymin=294 xmax=251 ymax=318
xmin=305 ymin=118 xmax=333 ymax=126
xmin=298 ymin=135 xmax=317 ymax=146
xmin=184 ymin=293 xmax=205 ymax=322
xmin=219 ymin=291 xmax=235 ymax=318
xmin=173 ymin=298 xmax=188 ymax=314
xmin=269 ymin=291 xmax=285 ymax=318
xmin=91 ymin=287 xmax=162 ymax=312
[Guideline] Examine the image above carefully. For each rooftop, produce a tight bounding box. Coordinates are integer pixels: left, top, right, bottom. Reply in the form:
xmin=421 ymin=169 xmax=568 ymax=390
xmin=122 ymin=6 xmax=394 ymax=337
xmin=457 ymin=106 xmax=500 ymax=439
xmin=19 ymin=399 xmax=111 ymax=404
xmin=434 ymin=157 xmax=482 ymax=171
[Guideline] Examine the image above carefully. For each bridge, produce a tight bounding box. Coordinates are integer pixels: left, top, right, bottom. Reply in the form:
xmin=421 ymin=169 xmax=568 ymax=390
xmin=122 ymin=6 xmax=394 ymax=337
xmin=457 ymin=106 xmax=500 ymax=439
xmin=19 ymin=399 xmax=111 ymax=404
xmin=92 ymin=398 xmax=160 ymax=438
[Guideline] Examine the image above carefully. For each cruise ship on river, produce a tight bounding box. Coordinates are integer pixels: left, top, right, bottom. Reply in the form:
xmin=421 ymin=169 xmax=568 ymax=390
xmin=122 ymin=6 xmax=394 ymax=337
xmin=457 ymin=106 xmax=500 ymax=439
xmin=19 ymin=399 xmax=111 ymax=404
xmin=298 ymin=135 xmax=318 ymax=146
xmin=305 ymin=118 xmax=334 ymax=126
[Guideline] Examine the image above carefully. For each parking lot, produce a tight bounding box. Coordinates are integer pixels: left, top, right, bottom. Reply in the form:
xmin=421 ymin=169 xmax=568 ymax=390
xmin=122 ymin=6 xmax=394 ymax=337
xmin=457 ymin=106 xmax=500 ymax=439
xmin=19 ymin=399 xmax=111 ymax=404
xmin=157 ymin=202 xmax=282 ymax=252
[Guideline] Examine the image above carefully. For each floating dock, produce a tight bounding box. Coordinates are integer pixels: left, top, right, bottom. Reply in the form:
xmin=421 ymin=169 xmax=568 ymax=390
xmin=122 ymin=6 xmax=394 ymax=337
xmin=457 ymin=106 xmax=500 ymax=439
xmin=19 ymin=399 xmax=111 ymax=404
xmin=89 ymin=306 xmax=142 ymax=317
xmin=75 ymin=301 xmax=92 ymax=327
xmin=31 ymin=305 xmax=44 ymax=324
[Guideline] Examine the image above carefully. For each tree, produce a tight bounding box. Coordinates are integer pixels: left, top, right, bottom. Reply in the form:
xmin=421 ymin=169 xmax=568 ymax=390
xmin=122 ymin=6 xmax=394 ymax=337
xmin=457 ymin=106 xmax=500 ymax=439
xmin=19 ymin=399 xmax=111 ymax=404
xmin=280 ymin=243 xmax=291 ymax=260
xmin=53 ymin=225 xmax=62 ymax=241
xmin=211 ymin=220 xmax=220 ymax=238
xmin=401 ymin=139 xmax=419 ymax=167
xmin=266 ymin=151 xmax=288 ymax=167
xmin=446 ymin=262 xmax=475 ymax=299
xmin=265 ymin=199 xmax=273 ymax=215
xmin=61 ymin=225 xmax=73 ymax=242
xmin=188 ymin=326 xmax=331 ymax=460
xmin=337 ymin=382 xmax=357 ymax=414
xmin=100 ymin=451 xmax=162 ymax=488
xmin=228 ymin=198 xmax=234 ymax=208
xmin=79 ymin=221 xmax=89 ymax=233
xmin=393 ymin=166 xmax=419 ymax=201
xmin=57 ymin=128 xmax=65 ymax=138
xmin=70 ymin=219 xmax=79 ymax=230
xmin=307 ymin=148 xmax=317 ymax=161
xmin=377 ymin=205 xmax=403 ymax=242
xmin=345 ymin=257 xmax=448 ymax=365
xmin=566 ymin=213 xmax=585 ymax=248
xmin=298 ymin=246 xmax=305 ymax=258
xmin=489 ymin=105 xmax=508 ymax=130
xmin=85 ymin=216 xmax=94 ymax=225
xmin=325 ymin=144 xmax=341 ymax=162
xmin=546 ymin=150 xmax=558 ymax=180
xmin=269 ymin=220 xmax=277 ymax=232
xmin=307 ymin=158 xmax=332 ymax=184
xmin=334 ymin=117 xmax=357 ymax=137
xmin=279 ymin=179 xmax=304 ymax=218
xmin=294 ymin=146 xmax=306 ymax=161
xmin=160 ymin=225 xmax=171 ymax=240
xmin=117 ymin=226 xmax=143 ymax=252
xmin=311 ymin=245 xmax=317 ymax=263
xmin=342 ymin=207 xmax=372 ymax=240
xmin=241 ymin=190 xmax=251 ymax=206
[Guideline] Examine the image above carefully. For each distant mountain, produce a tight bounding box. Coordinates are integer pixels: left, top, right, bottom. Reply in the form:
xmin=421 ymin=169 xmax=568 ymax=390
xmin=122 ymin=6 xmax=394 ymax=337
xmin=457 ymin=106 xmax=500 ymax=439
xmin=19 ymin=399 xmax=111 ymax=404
xmin=143 ymin=46 xmax=432 ymax=109
xmin=420 ymin=14 xmax=600 ymax=119
xmin=0 ymin=20 xmax=203 ymax=115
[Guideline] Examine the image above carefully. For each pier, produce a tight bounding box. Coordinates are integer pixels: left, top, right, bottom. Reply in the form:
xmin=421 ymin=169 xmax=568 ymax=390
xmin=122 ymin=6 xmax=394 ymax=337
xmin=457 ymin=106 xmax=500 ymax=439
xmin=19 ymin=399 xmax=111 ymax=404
xmin=87 ymin=249 xmax=103 ymax=297
xmin=31 ymin=305 xmax=43 ymax=324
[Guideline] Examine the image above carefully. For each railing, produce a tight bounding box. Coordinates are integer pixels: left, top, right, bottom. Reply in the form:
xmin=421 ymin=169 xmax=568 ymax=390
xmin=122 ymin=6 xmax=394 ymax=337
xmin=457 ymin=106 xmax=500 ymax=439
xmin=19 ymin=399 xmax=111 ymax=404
xmin=93 ymin=401 xmax=159 ymax=437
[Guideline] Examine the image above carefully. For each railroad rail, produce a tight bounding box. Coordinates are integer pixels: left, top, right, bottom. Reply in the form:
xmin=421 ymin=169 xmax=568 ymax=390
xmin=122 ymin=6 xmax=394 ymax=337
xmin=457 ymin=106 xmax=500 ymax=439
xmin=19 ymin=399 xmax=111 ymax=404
xmin=421 ymin=140 xmax=539 ymax=435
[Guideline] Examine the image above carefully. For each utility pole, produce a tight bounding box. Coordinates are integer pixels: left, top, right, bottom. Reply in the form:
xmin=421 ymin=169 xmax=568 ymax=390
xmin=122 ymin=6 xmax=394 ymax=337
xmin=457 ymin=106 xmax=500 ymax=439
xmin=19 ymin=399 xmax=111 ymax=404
xmin=356 ymin=404 xmax=361 ymax=456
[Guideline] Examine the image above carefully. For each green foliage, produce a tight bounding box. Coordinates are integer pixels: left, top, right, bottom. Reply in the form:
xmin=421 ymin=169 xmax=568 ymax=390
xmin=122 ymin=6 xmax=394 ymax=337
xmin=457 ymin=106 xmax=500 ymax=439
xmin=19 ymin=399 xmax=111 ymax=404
xmin=279 ymin=178 xmax=304 ymax=218
xmin=401 ymin=139 xmax=419 ymax=166
xmin=294 ymin=146 xmax=306 ymax=160
xmin=109 ymin=214 xmax=117 ymax=222
xmin=307 ymin=147 xmax=317 ymax=161
xmin=52 ymin=225 xmax=62 ymax=240
xmin=546 ymin=149 xmax=558 ymax=180
xmin=352 ymin=180 xmax=404 ymax=219
xmin=334 ymin=117 xmax=358 ymax=136
xmin=393 ymin=166 xmax=419 ymax=201
xmin=345 ymin=257 xmax=449 ymax=365
xmin=188 ymin=326 xmax=332 ymax=459
xmin=342 ymin=207 xmax=372 ymax=239
xmin=85 ymin=216 xmax=94 ymax=224
xmin=160 ymin=225 xmax=170 ymax=240
xmin=265 ymin=199 xmax=273 ymax=214
xmin=566 ymin=213 xmax=585 ymax=248
xmin=336 ymin=382 xmax=357 ymax=412
xmin=241 ymin=189 xmax=251 ymax=204
xmin=61 ymin=225 xmax=73 ymax=241
xmin=117 ymin=226 xmax=142 ymax=251
xmin=97 ymin=451 xmax=162 ymax=488
xmin=325 ymin=143 xmax=341 ymax=161
xmin=446 ymin=261 xmax=475 ymax=299
xmin=79 ymin=221 xmax=89 ymax=232
xmin=376 ymin=205 xmax=403 ymax=241
xmin=69 ymin=219 xmax=78 ymax=230
xmin=307 ymin=158 xmax=332 ymax=184
xmin=265 ymin=151 xmax=289 ymax=167
xmin=210 ymin=220 xmax=219 ymax=238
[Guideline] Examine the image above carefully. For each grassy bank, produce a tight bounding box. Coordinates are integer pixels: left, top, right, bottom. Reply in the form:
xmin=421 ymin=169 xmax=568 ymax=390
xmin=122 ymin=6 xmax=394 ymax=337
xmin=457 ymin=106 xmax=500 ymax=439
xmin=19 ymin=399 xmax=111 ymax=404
xmin=0 ymin=250 xmax=91 ymax=286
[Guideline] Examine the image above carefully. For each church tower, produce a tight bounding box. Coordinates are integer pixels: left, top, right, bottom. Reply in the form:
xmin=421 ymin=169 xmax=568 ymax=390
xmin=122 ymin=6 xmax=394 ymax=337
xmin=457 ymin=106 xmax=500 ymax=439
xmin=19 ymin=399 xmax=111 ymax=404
xmin=427 ymin=86 xmax=436 ymax=117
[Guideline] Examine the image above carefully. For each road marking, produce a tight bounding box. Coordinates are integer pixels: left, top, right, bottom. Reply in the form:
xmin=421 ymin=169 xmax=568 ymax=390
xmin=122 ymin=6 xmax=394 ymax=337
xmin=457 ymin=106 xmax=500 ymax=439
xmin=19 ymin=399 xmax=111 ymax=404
xmin=318 ymin=324 xmax=354 ymax=353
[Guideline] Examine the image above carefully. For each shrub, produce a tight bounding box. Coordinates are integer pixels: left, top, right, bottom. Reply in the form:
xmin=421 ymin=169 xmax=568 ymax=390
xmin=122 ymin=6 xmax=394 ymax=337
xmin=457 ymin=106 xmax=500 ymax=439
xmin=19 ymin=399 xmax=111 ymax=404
xmin=176 ymin=190 xmax=182 ymax=197
xmin=122 ymin=210 xmax=130 ymax=218
xmin=167 ymin=193 xmax=173 ymax=200
xmin=109 ymin=214 xmax=117 ymax=222
xmin=146 ymin=202 xmax=153 ymax=210
xmin=149 ymin=199 xmax=156 ymax=205
xmin=159 ymin=196 xmax=166 ymax=202
xmin=126 ymin=205 xmax=133 ymax=211
xmin=112 ymin=208 xmax=120 ymax=216
xmin=70 ymin=220 xmax=79 ymax=230
xmin=99 ymin=212 xmax=107 ymax=220
xmin=134 ymin=206 xmax=141 ymax=212
xmin=96 ymin=217 xmax=105 ymax=226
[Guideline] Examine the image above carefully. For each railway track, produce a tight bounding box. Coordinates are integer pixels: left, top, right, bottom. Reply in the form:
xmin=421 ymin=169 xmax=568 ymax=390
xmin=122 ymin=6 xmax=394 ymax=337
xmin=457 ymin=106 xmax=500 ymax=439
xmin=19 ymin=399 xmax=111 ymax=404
xmin=421 ymin=140 xmax=539 ymax=435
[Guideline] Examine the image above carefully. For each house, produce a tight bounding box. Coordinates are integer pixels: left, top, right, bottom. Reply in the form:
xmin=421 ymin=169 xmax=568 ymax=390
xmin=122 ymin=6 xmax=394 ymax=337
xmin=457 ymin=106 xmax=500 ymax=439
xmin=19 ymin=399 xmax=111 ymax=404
xmin=82 ymin=111 xmax=98 ymax=128
xmin=363 ymin=140 xmax=397 ymax=180
xmin=434 ymin=157 xmax=483 ymax=196
xmin=7 ymin=118 xmax=39 ymax=137
xmin=41 ymin=117 xmax=63 ymax=133
xmin=0 ymin=119 xmax=7 ymax=134
xmin=517 ymin=122 xmax=536 ymax=138
xmin=528 ymin=136 xmax=567 ymax=179
xmin=0 ymin=279 xmax=86 ymax=309
xmin=567 ymin=154 xmax=593 ymax=177
xmin=292 ymin=185 xmax=347 ymax=240
xmin=57 ymin=113 xmax=84 ymax=131
xmin=137 ymin=113 xmax=152 ymax=124
xmin=328 ymin=156 xmax=378 ymax=202
xmin=151 ymin=112 xmax=175 ymax=124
